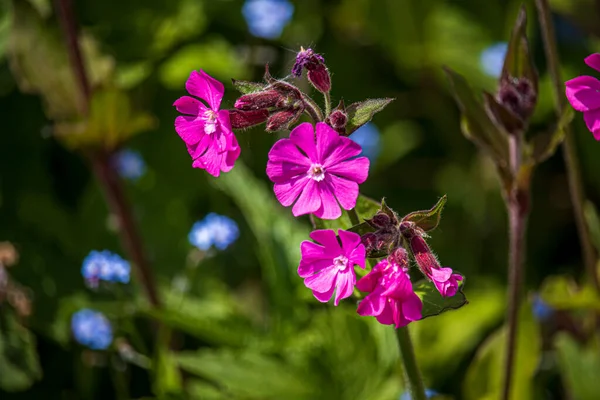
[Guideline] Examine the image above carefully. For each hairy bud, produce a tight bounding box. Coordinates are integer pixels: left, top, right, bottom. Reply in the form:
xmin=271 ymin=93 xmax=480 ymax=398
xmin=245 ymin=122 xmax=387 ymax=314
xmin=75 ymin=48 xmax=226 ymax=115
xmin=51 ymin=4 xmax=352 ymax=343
xmin=266 ymin=108 xmax=303 ymax=132
xmin=292 ymin=47 xmax=331 ymax=93
xmin=235 ymin=90 xmax=283 ymax=111
xmin=229 ymin=109 xmax=269 ymax=129
xmin=389 ymin=247 xmax=409 ymax=268
xmin=497 ymin=77 xmax=536 ymax=121
xmin=328 ymin=109 xmax=347 ymax=133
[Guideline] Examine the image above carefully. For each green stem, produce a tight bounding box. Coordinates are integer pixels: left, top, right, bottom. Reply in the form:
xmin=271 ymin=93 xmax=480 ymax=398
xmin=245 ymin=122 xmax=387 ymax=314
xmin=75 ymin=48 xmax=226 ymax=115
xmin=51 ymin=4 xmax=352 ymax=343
xmin=396 ymin=326 xmax=427 ymax=400
xmin=302 ymin=94 xmax=324 ymax=122
xmin=535 ymin=0 xmax=599 ymax=291
xmin=348 ymin=208 xmax=360 ymax=226
xmin=324 ymin=91 xmax=332 ymax=118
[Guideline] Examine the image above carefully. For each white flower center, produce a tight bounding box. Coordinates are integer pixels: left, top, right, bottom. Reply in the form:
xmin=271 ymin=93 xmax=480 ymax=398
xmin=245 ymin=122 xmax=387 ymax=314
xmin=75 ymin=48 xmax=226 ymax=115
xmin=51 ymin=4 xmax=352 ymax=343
xmin=333 ymin=255 xmax=349 ymax=270
xmin=307 ymin=163 xmax=325 ymax=181
xmin=202 ymin=110 xmax=218 ymax=135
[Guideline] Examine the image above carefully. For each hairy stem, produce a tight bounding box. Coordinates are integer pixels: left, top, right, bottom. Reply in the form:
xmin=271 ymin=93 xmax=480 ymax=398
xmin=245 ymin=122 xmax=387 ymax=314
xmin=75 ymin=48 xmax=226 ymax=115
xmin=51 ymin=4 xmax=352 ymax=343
xmin=54 ymin=0 xmax=161 ymax=307
xmin=535 ymin=0 xmax=599 ymax=291
xmin=302 ymin=94 xmax=324 ymax=122
xmin=396 ymin=326 xmax=427 ymax=400
xmin=324 ymin=91 xmax=332 ymax=118
xmin=348 ymin=208 xmax=360 ymax=226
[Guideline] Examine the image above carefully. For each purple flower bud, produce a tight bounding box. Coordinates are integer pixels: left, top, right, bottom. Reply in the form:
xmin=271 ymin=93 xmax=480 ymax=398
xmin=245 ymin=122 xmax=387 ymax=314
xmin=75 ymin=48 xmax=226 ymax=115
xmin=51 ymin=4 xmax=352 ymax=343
xmin=235 ymin=90 xmax=283 ymax=111
xmin=292 ymin=47 xmax=331 ymax=93
xmin=266 ymin=108 xmax=303 ymax=132
xmin=329 ymin=109 xmax=347 ymax=131
xmin=389 ymin=247 xmax=409 ymax=267
xmin=229 ymin=109 xmax=270 ymax=129
xmin=369 ymin=213 xmax=391 ymax=229
xmin=497 ymin=77 xmax=537 ymax=121
xmin=361 ymin=232 xmax=377 ymax=252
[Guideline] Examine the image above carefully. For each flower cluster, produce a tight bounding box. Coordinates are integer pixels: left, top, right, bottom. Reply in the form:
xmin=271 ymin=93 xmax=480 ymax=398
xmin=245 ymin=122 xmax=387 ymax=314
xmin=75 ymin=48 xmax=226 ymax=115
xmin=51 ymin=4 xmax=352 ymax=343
xmin=71 ymin=309 xmax=113 ymax=350
xmin=81 ymin=250 xmax=130 ymax=287
xmin=188 ymin=213 xmax=239 ymax=251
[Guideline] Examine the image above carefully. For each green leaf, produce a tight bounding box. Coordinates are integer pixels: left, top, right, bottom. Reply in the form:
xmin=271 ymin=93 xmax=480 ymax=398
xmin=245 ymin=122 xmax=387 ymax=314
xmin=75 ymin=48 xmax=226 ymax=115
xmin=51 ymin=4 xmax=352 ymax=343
xmin=153 ymin=348 xmax=183 ymax=398
xmin=539 ymin=275 xmax=600 ymax=311
xmin=345 ymin=98 xmax=394 ymax=134
xmin=231 ymin=78 xmax=266 ymax=94
xmin=483 ymin=91 xmax=523 ymax=134
xmin=311 ymin=194 xmax=381 ymax=232
xmin=463 ymin=302 xmax=540 ymax=400
xmin=401 ymin=195 xmax=447 ymax=232
xmin=529 ymin=106 xmax=574 ymax=164
xmin=584 ymin=200 xmax=600 ymax=254
xmin=413 ymin=277 xmax=467 ymax=318
xmin=501 ymin=6 xmax=537 ymax=91
xmin=0 ymin=310 xmax=42 ymax=392
xmin=444 ymin=67 xmax=509 ymax=168
xmin=554 ymin=333 xmax=600 ymax=400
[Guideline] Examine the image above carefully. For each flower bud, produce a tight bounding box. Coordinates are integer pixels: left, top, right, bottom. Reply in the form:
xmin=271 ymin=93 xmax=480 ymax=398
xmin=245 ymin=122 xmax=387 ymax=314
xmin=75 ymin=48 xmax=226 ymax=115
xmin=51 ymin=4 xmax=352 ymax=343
xmin=361 ymin=233 xmax=377 ymax=252
xmin=328 ymin=109 xmax=347 ymax=134
xmin=234 ymin=90 xmax=283 ymax=111
xmin=497 ymin=77 xmax=536 ymax=121
xmin=389 ymin=247 xmax=409 ymax=268
xmin=266 ymin=108 xmax=303 ymax=132
xmin=292 ymin=47 xmax=331 ymax=93
xmin=369 ymin=213 xmax=391 ymax=229
xmin=229 ymin=109 xmax=269 ymax=129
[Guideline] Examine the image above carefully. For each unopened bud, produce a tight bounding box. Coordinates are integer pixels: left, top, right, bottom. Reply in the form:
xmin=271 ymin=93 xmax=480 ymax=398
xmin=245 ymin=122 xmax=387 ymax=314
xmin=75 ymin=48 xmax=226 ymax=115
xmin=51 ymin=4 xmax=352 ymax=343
xmin=229 ymin=109 xmax=269 ymax=129
xmin=399 ymin=221 xmax=416 ymax=237
xmin=292 ymin=47 xmax=331 ymax=93
xmin=266 ymin=108 xmax=303 ymax=132
xmin=235 ymin=90 xmax=282 ymax=111
xmin=361 ymin=233 xmax=377 ymax=252
xmin=409 ymin=235 xmax=440 ymax=275
xmin=329 ymin=109 xmax=347 ymax=131
xmin=497 ymin=77 xmax=536 ymax=121
xmin=369 ymin=213 xmax=391 ymax=229
xmin=389 ymin=247 xmax=409 ymax=267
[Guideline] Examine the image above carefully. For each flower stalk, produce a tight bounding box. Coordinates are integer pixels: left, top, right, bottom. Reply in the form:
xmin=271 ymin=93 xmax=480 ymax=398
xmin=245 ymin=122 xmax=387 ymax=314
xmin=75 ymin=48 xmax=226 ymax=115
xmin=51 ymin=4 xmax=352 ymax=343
xmin=396 ymin=326 xmax=427 ymax=400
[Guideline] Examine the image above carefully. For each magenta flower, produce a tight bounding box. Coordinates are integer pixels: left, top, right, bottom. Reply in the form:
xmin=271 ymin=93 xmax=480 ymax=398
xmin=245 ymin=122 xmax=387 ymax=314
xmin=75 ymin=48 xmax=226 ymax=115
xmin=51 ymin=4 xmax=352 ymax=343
xmin=356 ymin=258 xmax=422 ymax=328
xmin=266 ymin=122 xmax=370 ymax=219
xmin=409 ymin=235 xmax=463 ymax=297
xmin=565 ymin=54 xmax=600 ymax=140
xmin=173 ymin=70 xmax=241 ymax=177
xmin=298 ymin=229 xmax=365 ymax=305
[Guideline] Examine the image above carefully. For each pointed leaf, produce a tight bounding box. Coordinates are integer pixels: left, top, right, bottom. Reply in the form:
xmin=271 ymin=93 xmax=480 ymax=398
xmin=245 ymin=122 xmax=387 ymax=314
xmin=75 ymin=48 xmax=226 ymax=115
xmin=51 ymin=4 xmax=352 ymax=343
xmin=529 ymin=106 xmax=574 ymax=164
xmin=444 ymin=67 xmax=509 ymax=167
xmin=413 ymin=277 xmax=467 ymax=318
xmin=402 ymin=195 xmax=447 ymax=232
xmin=554 ymin=333 xmax=600 ymax=400
xmin=483 ymin=91 xmax=524 ymax=134
xmin=501 ymin=6 xmax=538 ymax=91
xmin=311 ymin=194 xmax=381 ymax=232
xmin=231 ymin=78 xmax=266 ymax=94
xmin=345 ymin=98 xmax=394 ymax=134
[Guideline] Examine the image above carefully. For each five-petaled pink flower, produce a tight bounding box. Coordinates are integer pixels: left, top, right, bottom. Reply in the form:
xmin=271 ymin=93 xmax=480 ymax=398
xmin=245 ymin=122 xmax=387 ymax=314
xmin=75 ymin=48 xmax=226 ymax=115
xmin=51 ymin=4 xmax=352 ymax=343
xmin=174 ymin=70 xmax=240 ymax=176
xmin=565 ymin=54 xmax=600 ymax=140
xmin=298 ymin=229 xmax=365 ymax=305
xmin=409 ymin=235 xmax=462 ymax=297
xmin=266 ymin=122 xmax=370 ymax=219
xmin=356 ymin=258 xmax=422 ymax=328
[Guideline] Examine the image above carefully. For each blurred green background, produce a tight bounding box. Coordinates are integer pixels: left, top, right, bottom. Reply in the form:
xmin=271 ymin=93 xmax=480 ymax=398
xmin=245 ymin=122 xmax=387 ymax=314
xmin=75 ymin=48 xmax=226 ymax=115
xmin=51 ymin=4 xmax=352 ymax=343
xmin=1 ymin=0 xmax=600 ymax=399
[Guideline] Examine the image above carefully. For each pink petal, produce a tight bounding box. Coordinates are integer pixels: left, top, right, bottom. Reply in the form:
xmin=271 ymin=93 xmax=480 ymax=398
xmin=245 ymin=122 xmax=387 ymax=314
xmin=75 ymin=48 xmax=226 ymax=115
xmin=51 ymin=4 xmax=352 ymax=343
xmin=273 ymin=175 xmax=308 ymax=207
xmin=357 ymin=292 xmax=386 ymax=316
xmin=217 ymin=110 xmax=234 ymax=137
xmin=313 ymin=181 xmax=342 ymax=220
xmin=356 ymin=268 xmax=381 ymax=293
xmin=322 ymin=135 xmax=363 ymax=168
xmin=565 ymin=76 xmax=600 ymax=112
xmin=186 ymin=134 xmax=212 ymax=159
xmin=349 ymin=245 xmax=366 ymax=269
xmin=289 ymin=123 xmax=318 ymax=162
xmin=175 ymin=115 xmax=205 ymax=144
xmin=220 ymin=143 xmax=240 ymax=173
xmin=186 ymin=70 xmax=224 ymax=110
xmin=402 ymin=293 xmax=423 ymax=322
xmin=327 ymin=175 xmax=359 ymax=210
xmin=304 ymin=266 xmax=337 ymax=294
xmin=375 ymin=301 xmax=395 ymax=325
xmin=298 ymin=259 xmax=331 ymax=278
xmin=315 ymin=122 xmax=340 ymax=163
xmin=338 ymin=230 xmax=361 ymax=255
xmin=174 ymin=96 xmax=206 ymax=116
xmin=334 ymin=272 xmax=355 ymax=306
xmin=584 ymin=109 xmax=600 ymax=140
xmin=585 ymin=53 xmax=600 ymax=73
xmin=429 ymin=267 xmax=454 ymax=283
xmin=326 ymin=157 xmax=370 ymax=184
xmin=292 ymin=180 xmax=321 ymax=216
xmin=267 ymin=160 xmax=309 ymax=184
xmin=391 ymin=300 xmax=410 ymax=328
xmin=313 ymin=284 xmax=336 ymax=303
xmin=299 ymin=241 xmax=328 ymax=263
xmin=309 ymin=229 xmax=342 ymax=254
xmin=192 ymin=145 xmax=223 ymax=177
xmin=267 ymin=139 xmax=311 ymax=167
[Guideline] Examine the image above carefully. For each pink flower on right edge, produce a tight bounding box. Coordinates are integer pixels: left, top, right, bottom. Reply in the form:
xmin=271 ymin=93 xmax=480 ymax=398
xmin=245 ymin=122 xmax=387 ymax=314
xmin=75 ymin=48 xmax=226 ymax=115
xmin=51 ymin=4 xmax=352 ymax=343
xmin=565 ymin=53 xmax=600 ymax=140
xmin=298 ymin=229 xmax=366 ymax=305
xmin=266 ymin=122 xmax=370 ymax=219
xmin=356 ymin=258 xmax=422 ymax=328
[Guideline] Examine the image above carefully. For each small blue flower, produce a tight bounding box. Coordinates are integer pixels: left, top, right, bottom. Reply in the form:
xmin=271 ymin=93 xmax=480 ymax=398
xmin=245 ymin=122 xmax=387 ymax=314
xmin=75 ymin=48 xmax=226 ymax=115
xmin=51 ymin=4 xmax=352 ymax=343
xmin=349 ymin=123 xmax=381 ymax=163
xmin=71 ymin=309 xmax=113 ymax=350
xmin=480 ymin=42 xmax=508 ymax=78
xmin=242 ymin=0 xmax=294 ymax=40
xmin=532 ymin=294 xmax=554 ymax=321
xmin=400 ymin=389 xmax=438 ymax=400
xmin=113 ymin=149 xmax=146 ymax=181
xmin=82 ymin=250 xmax=130 ymax=285
xmin=188 ymin=213 xmax=239 ymax=251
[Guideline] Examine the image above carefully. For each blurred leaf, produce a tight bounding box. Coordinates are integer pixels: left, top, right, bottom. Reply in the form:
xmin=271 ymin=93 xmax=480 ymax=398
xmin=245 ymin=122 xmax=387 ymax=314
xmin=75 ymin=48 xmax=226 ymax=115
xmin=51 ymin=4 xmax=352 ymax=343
xmin=54 ymin=88 xmax=156 ymax=150
xmin=444 ymin=67 xmax=509 ymax=170
xmin=554 ymin=333 xmax=600 ymax=400
xmin=0 ymin=310 xmax=42 ymax=391
xmin=150 ymin=0 xmax=206 ymax=56
xmin=376 ymin=120 xmax=422 ymax=171
xmin=153 ymin=348 xmax=183 ymax=398
xmin=345 ymin=98 xmax=394 ymax=134
xmin=584 ymin=201 xmax=600 ymax=254
xmin=463 ymin=302 xmax=540 ymax=400
xmin=115 ymin=61 xmax=152 ymax=89
xmin=539 ymin=275 xmax=600 ymax=311
xmin=188 ymin=380 xmax=232 ymax=400
xmin=501 ymin=6 xmax=537 ymax=91
xmin=483 ymin=91 xmax=523 ymax=134
xmin=311 ymin=194 xmax=381 ymax=232
xmin=413 ymin=277 xmax=467 ymax=318
xmin=232 ymin=78 xmax=266 ymax=94
xmin=402 ymin=195 xmax=447 ymax=232
xmin=7 ymin=0 xmax=113 ymax=119
xmin=177 ymin=349 xmax=317 ymax=400
xmin=529 ymin=107 xmax=574 ymax=164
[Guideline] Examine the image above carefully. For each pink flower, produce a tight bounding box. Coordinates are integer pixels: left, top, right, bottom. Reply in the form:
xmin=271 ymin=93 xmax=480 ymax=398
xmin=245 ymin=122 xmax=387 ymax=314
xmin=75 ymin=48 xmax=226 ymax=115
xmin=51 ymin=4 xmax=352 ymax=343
xmin=266 ymin=122 xmax=370 ymax=219
xmin=298 ymin=229 xmax=366 ymax=305
xmin=565 ymin=54 xmax=600 ymax=140
xmin=356 ymin=258 xmax=422 ymax=328
xmin=173 ymin=70 xmax=240 ymax=176
xmin=409 ymin=235 xmax=463 ymax=297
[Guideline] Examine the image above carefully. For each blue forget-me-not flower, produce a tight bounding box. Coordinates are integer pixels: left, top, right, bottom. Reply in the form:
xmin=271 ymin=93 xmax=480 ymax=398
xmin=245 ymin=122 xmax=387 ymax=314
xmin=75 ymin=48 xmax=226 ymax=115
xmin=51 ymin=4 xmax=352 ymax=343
xmin=82 ymin=250 xmax=130 ymax=286
xmin=113 ymin=149 xmax=146 ymax=181
xmin=242 ymin=0 xmax=294 ymax=39
xmin=532 ymin=294 xmax=554 ymax=321
xmin=71 ymin=309 xmax=113 ymax=350
xmin=480 ymin=42 xmax=508 ymax=78
xmin=188 ymin=213 xmax=239 ymax=251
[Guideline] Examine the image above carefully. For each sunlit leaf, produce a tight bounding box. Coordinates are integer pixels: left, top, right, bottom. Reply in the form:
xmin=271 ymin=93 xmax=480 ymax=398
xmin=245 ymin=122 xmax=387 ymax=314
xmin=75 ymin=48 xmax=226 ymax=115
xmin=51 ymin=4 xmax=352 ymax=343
xmin=413 ymin=277 xmax=467 ymax=318
xmin=402 ymin=195 xmax=447 ymax=232
xmin=554 ymin=333 xmax=600 ymax=400
xmin=345 ymin=98 xmax=394 ymax=134
xmin=539 ymin=275 xmax=600 ymax=311
xmin=232 ymin=78 xmax=266 ymax=94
